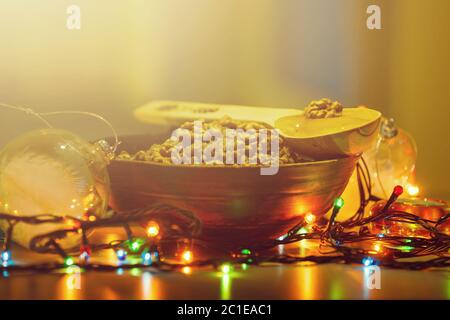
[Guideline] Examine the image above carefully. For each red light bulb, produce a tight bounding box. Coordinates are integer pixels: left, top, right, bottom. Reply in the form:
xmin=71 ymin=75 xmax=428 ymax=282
xmin=393 ymin=185 xmax=404 ymax=197
xmin=79 ymin=245 xmax=92 ymax=261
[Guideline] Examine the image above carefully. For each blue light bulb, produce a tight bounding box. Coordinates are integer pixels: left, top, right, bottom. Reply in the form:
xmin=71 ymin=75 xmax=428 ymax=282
xmin=1 ymin=251 xmax=10 ymax=264
xmin=80 ymin=251 xmax=90 ymax=262
xmin=362 ymin=256 xmax=374 ymax=267
xmin=142 ymin=252 xmax=152 ymax=265
xmin=116 ymin=249 xmax=127 ymax=261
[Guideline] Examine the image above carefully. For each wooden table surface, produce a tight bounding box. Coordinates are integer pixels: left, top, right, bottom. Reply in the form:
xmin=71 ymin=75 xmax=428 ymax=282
xmin=1 ymin=263 xmax=448 ymax=300
xmin=1 ymin=229 xmax=448 ymax=300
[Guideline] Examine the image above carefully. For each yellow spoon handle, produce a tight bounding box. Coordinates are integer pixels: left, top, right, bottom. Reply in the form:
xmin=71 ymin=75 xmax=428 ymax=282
xmin=134 ymin=100 xmax=302 ymax=127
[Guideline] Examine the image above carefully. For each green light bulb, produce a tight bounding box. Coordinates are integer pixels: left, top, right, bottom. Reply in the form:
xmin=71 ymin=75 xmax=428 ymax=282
xmin=398 ymin=245 xmax=414 ymax=252
xmin=130 ymin=241 xmax=141 ymax=252
xmin=64 ymin=257 xmax=74 ymax=267
xmin=241 ymin=249 xmax=251 ymax=255
xmin=221 ymin=264 xmax=232 ymax=274
xmin=334 ymin=197 xmax=344 ymax=208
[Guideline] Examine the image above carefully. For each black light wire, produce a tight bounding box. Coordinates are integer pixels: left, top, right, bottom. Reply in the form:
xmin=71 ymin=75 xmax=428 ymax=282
xmin=0 ymin=159 xmax=448 ymax=274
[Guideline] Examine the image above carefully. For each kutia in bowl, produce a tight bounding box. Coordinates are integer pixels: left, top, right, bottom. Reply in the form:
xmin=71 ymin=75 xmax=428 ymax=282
xmin=109 ymin=116 xmax=359 ymax=247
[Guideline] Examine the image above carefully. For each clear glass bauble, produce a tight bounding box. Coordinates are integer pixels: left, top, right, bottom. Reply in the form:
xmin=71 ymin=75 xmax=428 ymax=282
xmin=0 ymin=128 xmax=111 ymax=249
xmin=364 ymin=118 xmax=418 ymax=199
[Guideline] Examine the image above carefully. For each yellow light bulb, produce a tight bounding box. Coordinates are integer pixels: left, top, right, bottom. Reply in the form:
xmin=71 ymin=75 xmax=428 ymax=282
xmin=305 ymin=213 xmax=316 ymax=224
xmin=406 ymin=184 xmax=420 ymax=197
xmin=182 ymin=250 xmax=193 ymax=263
xmin=181 ymin=266 xmax=192 ymax=275
xmin=373 ymin=242 xmax=382 ymax=253
xmin=146 ymin=221 xmax=160 ymax=238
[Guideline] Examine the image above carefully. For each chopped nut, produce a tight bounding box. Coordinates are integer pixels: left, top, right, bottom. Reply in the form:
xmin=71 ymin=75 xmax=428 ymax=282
xmin=115 ymin=116 xmax=311 ymax=165
xmin=304 ymin=98 xmax=343 ymax=119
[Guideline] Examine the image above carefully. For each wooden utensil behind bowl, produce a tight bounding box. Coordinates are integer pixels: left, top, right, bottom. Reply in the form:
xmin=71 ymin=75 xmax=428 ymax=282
xmin=108 ymin=134 xmax=359 ymax=247
xmin=275 ymin=107 xmax=382 ymax=159
xmin=134 ymin=101 xmax=381 ymax=159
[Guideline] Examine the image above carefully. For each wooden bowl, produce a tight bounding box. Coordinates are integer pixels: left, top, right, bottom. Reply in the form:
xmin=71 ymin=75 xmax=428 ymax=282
xmin=108 ymin=135 xmax=359 ymax=247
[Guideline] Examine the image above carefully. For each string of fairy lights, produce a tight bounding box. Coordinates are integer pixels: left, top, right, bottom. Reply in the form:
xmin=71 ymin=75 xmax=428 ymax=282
xmin=0 ymin=160 xmax=449 ymax=274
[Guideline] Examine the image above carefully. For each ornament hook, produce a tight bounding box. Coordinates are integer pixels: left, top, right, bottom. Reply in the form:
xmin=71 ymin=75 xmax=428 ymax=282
xmin=0 ymin=103 xmax=120 ymax=155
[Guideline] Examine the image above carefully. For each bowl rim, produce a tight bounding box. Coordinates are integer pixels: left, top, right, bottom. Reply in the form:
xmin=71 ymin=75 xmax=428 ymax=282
xmin=112 ymin=154 xmax=359 ymax=170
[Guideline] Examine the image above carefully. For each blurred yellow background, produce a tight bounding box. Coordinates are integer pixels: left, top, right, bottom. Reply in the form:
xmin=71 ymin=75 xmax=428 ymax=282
xmin=0 ymin=0 xmax=449 ymax=199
